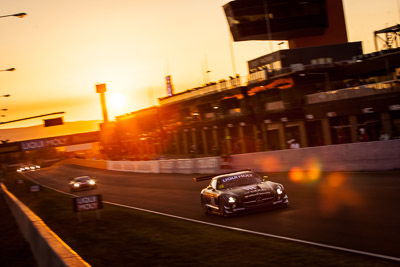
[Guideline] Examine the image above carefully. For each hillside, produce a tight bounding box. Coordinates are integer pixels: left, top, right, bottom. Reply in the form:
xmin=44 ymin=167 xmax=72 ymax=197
xmin=0 ymin=120 xmax=102 ymax=142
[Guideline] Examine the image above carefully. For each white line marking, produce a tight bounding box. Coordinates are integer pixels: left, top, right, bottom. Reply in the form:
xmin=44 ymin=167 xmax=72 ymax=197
xmin=104 ymin=201 xmax=400 ymax=262
xmin=23 ymin=173 xmax=400 ymax=262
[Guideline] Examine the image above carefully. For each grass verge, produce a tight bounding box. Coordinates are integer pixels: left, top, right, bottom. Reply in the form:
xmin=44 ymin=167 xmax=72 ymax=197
xmin=3 ymin=171 xmax=398 ymax=267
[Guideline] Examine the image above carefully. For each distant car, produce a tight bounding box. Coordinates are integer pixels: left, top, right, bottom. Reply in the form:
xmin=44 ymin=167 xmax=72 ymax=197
xmin=69 ymin=176 xmax=97 ymax=192
xmin=17 ymin=165 xmax=40 ymax=173
xmin=194 ymin=170 xmax=289 ymax=216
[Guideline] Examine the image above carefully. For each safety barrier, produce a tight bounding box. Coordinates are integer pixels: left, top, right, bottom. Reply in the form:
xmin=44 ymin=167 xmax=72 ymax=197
xmin=0 ymin=183 xmax=90 ymax=267
xmin=195 ymin=157 xmax=221 ymax=174
xmin=158 ymin=157 xmax=221 ymax=174
xmin=107 ymin=160 xmax=159 ymax=173
xmin=58 ymin=139 xmax=400 ymax=174
xmin=230 ymin=139 xmax=400 ymax=172
xmin=159 ymin=159 xmax=176 ymax=173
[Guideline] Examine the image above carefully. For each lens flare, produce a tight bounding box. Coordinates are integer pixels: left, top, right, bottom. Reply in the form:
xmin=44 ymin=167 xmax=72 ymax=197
xmin=318 ymin=172 xmax=363 ymax=216
xmin=306 ymin=158 xmax=322 ymax=182
xmin=308 ymin=167 xmax=321 ymax=182
xmin=328 ymin=172 xmax=344 ymax=188
xmin=289 ymin=158 xmax=322 ymax=184
xmin=289 ymin=167 xmax=304 ymax=183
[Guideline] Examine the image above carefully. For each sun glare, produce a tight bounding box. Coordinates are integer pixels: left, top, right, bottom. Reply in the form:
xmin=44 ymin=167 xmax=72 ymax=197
xmin=108 ymin=93 xmax=127 ymax=109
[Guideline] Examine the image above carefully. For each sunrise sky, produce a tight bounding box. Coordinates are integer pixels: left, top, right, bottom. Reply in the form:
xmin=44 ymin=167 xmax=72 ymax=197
xmin=0 ymin=0 xmax=399 ymax=129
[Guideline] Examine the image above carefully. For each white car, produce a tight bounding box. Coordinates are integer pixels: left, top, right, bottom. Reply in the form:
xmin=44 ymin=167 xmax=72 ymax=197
xmin=17 ymin=165 xmax=40 ymax=172
xmin=69 ymin=176 xmax=97 ymax=192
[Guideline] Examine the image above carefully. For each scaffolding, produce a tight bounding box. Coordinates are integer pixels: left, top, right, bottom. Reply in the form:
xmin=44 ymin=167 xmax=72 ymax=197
xmin=374 ymin=24 xmax=400 ymax=51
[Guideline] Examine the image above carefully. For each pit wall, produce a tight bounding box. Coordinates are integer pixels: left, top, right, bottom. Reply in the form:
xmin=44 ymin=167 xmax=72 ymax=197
xmin=68 ymin=140 xmax=400 ymax=173
xmin=231 ymin=140 xmax=400 ymax=172
xmin=0 ymin=183 xmax=90 ymax=267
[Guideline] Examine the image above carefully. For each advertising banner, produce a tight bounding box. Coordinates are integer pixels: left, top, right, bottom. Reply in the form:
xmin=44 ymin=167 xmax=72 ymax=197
xmin=196 ymin=157 xmax=220 ymax=174
xmin=159 ymin=160 xmax=176 ymax=173
xmin=72 ymin=194 xmax=103 ymax=212
xmin=107 ymin=160 xmax=159 ymax=173
xmin=175 ymin=159 xmax=195 ymax=174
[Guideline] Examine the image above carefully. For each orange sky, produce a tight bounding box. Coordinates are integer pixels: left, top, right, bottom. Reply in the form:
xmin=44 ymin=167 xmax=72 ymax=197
xmin=0 ymin=0 xmax=399 ymax=129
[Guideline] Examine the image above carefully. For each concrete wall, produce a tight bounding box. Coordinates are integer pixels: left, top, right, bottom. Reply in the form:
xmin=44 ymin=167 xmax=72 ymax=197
xmin=61 ymin=139 xmax=400 ymax=173
xmin=0 ymin=184 xmax=90 ymax=267
xmin=231 ymin=140 xmax=400 ymax=172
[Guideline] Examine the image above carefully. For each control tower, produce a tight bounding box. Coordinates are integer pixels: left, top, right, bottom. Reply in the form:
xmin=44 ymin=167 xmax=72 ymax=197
xmin=223 ymin=0 xmax=348 ymax=48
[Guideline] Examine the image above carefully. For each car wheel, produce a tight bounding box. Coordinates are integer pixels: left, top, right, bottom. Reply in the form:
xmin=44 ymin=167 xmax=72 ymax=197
xmin=201 ymin=202 xmax=209 ymax=214
xmin=219 ymin=199 xmax=227 ymax=217
xmin=201 ymin=196 xmax=209 ymax=214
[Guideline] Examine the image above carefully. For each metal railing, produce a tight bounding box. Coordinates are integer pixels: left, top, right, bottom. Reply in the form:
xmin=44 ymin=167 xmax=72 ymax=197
xmin=304 ymin=79 xmax=400 ymax=104
xmin=159 ymin=77 xmax=246 ymax=106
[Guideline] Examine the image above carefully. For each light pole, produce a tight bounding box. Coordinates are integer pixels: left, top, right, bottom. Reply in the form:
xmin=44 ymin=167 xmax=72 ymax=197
xmin=205 ymin=70 xmax=212 ymax=84
xmin=0 ymin=13 xmax=27 ymax=19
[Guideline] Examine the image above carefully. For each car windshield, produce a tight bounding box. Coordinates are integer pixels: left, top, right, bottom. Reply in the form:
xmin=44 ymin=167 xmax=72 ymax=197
xmin=216 ymin=172 xmax=262 ymax=190
xmin=75 ymin=177 xmax=90 ymax=182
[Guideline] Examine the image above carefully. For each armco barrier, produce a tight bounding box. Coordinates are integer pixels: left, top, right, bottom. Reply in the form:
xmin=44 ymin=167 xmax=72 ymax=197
xmin=0 ymin=183 xmax=90 ymax=267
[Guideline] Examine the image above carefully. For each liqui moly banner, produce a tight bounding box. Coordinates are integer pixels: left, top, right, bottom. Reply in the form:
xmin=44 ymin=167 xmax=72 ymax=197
xmin=19 ymin=131 xmax=100 ymax=151
xmin=21 ymin=136 xmax=69 ymax=151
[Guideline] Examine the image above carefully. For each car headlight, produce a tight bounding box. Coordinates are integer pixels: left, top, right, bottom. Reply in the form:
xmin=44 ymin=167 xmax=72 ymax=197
xmin=276 ymin=186 xmax=283 ymax=195
xmin=228 ymin=196 xmax=236 ymax=203
xmin=74 ymin=183 xmax=80 ymax=188
xmin=89 ymin=180 xmax=95 ymax=185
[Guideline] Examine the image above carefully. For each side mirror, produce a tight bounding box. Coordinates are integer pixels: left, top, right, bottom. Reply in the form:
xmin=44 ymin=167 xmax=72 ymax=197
xmin=263 ymin=176 xmax=268 ymax=182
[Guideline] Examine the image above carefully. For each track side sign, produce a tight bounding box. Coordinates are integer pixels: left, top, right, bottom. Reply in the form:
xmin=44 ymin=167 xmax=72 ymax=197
xmin=72 ymin=194 xmax=103 ymax=212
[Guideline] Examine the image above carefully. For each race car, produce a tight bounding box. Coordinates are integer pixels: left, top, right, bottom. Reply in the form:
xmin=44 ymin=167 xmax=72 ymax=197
xmin=69 ymin=176 xmax=97 ymax=192
xmin=194 ymin=169 xmax=289 ymax=216
xmin=17 ymin=165 xmax=40 ymax=173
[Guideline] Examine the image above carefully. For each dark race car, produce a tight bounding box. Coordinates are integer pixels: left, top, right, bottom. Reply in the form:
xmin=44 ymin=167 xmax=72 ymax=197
xmin=69 ymin=176 xmax=97 ymax=192
xmin=194 ymin=170 xmax=289 ymax=216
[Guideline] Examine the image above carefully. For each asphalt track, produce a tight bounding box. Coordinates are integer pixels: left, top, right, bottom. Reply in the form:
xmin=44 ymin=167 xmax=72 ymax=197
xmin=23 ymin=164 xmax=400 ymax=261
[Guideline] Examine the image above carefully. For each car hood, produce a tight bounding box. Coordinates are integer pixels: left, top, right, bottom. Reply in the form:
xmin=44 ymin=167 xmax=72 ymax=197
xmin=224 ymin=183 xmax=273 ymax=198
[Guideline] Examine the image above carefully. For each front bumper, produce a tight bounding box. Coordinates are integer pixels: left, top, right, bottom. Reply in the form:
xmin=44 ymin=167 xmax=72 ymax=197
xmin=224 ymin=194 xmax=289 ymax=215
